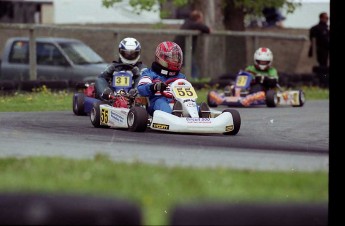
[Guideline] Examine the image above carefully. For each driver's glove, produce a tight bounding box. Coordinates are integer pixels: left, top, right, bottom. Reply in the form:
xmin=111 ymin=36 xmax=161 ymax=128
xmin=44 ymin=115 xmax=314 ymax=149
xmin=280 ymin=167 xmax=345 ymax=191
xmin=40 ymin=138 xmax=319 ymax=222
xmin=101 ymin=88 xmax=114 ymax=100
xmin=132 ymin=66 xmax=140 ymax=78
xmin=263 ymin=77 xmax=278 ymax=88
xmin=150 ymin=82 xmax=167 ymax=93
xmin=255 ymin=75 xmax=265 ymax=84
xmin=128 ymin=88 xmax=138 ymax=97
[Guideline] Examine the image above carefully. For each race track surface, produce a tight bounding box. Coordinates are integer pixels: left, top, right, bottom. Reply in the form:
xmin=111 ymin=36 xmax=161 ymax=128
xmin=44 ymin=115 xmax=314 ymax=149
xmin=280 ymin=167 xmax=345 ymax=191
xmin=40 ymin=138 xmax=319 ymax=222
xmin=0 ymin=100 xmax=329 ymax=172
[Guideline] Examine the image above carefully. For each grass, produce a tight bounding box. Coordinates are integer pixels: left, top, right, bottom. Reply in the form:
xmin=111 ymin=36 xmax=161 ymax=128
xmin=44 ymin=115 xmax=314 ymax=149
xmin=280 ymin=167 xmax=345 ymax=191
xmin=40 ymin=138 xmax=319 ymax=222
xmin=0 ymin=85 xmax=329 ymax=112
xmin=0 ymin=155 xmax=328 ymax=225
xmin=0 ymin=86 xmax=329 ymax=225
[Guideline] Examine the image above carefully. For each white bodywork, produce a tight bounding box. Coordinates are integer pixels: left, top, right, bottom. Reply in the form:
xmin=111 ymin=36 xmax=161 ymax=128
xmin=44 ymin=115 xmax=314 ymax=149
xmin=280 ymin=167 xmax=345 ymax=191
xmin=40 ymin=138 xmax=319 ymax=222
xmin=99 ymin=105 xmax=131 ymax=128
xmin=150 ymin=110 xmax=235 ymax=134
xmin=150 ymin=79 xmax=236 ymax=134
xmin=276 ymin=90 xmax=305 ymax=106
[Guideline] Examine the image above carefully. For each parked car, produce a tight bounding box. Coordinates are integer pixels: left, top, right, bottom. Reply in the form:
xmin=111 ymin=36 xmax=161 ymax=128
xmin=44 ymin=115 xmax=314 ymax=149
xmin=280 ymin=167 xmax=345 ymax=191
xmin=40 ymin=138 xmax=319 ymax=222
xmin=0 ymin=37 xmax=108 ymax=84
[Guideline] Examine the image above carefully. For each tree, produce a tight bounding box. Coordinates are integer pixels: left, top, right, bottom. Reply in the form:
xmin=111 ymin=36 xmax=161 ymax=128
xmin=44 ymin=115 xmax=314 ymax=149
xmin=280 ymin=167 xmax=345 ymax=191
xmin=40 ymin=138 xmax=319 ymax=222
xmin=101 ymin=0 xmax=301 ymax=78
xmin=102 ymin=0 xmax=300 ymax=31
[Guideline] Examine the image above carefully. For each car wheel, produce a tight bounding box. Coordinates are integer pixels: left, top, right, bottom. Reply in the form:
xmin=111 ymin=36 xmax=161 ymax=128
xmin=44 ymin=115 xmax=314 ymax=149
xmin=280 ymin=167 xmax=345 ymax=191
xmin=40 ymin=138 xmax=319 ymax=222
xmin=222 ymin=109 xmax=241 ymax=135
xmin=73 ymin=93 xmax=86 ymax=115
xmin=90 ymin=101 xmax=109 ymax=128
xmin=127 ymin=107 xmax=148 ymax=132
xmin=266 ymin=90 xmax=278 ymax=107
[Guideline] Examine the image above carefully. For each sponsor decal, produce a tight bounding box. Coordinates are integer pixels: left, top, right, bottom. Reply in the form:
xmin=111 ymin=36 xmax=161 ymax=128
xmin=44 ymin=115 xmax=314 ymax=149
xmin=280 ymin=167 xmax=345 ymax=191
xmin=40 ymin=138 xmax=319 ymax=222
xmin=152 ymin=123 xmax=169 ymax=130
xmin=111 ymin=111 xmax=124 ymax=123
xmin=186 ymin=118 xmax=211 ymax=123
xmin=183 ymin=99 xmax=195 ymax=103
xmin=225 ymin=125 xmax=234 ymax=132
xmin=282 ymin=92 xmax=289 ymax=101
xmin=186 ymin=102 xmax=196 ymax=107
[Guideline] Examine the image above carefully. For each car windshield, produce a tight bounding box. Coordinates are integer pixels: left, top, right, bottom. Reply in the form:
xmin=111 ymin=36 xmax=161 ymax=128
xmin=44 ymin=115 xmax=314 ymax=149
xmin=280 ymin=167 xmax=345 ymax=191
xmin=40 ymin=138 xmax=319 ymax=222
xmin=58 ymin=42 xmax=105 ymax=65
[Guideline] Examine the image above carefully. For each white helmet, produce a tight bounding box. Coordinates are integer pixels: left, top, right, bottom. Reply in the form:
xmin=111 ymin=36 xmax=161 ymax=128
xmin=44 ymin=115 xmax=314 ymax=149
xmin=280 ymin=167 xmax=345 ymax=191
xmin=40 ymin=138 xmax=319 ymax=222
xmin=254 ymin=47 xmax=273 ymax=70
xmin=118 ymin=37 xmax=141 ymax=64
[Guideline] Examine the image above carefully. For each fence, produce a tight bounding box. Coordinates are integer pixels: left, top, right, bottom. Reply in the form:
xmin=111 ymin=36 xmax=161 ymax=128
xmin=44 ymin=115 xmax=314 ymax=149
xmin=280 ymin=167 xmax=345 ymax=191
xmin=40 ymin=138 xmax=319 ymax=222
xmin=0 ymin=23 xmax=309 ymax=83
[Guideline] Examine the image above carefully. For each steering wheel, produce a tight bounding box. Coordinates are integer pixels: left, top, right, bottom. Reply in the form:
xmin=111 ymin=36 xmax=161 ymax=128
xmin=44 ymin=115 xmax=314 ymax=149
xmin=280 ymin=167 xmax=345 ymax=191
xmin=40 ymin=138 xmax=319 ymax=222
xmin=161 ymin=78 xmax=184 ymax=98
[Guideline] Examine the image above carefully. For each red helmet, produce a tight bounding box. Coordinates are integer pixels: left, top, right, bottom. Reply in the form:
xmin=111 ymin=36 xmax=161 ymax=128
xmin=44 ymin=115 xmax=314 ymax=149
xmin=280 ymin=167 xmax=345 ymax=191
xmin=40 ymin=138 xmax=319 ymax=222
xmin=155 ymin=41 xmax=183 ymax=72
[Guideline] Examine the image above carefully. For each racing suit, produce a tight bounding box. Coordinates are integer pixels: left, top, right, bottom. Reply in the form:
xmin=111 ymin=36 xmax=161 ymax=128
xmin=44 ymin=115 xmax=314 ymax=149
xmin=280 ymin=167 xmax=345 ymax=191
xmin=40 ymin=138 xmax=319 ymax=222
xmin=95 ymin=59 xmax=147 ymax=100
xmin=241 ymin=65 xmax=279 ymax=106
xmin=137 ymin=62 xmax=186 ymax=115
xmin=245 ymin=65 xmax=279 ymax=93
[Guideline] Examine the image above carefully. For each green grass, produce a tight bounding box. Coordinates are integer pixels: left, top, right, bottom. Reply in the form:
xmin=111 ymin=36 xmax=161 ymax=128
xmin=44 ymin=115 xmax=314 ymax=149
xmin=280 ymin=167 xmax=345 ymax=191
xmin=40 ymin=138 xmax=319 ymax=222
xmin=0 ymin=155 xmax=328 ymax=225
xmin=0 ymin=85 xmax=329 ymax=112
xmin=0 ymin=86 xmax=329 ymax=225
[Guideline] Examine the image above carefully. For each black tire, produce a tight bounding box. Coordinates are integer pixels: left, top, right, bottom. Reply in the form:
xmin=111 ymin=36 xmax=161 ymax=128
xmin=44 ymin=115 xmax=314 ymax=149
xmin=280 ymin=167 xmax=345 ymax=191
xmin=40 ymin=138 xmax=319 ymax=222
xmin=293 ymin=90 xmax=305 ymax=107
xmin=207 ymin=91 xmax=218 ymax=108
xmin=73 ymin=93 xmax=86 ymax=115
xmin=222 ymin=109 xmax=241 ymax=135
xmin=90 ymin=101 xmax=110 ymax=128
xmin=127 ymin=107 xmax=148 ymax=132
xmin=266 ymin=90 xmax=278 ymax=107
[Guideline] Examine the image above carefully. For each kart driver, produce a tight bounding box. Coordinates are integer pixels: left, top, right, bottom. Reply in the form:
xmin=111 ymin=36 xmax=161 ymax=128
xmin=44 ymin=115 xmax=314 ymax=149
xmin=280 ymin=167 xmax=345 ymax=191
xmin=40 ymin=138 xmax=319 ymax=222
xmin=240 ymin=47 xmax=279 ymax=106
xmin=95 ymin=37 xmax=147 ymax=100
xmin=137 ymin=41 xmax=186 ymax=116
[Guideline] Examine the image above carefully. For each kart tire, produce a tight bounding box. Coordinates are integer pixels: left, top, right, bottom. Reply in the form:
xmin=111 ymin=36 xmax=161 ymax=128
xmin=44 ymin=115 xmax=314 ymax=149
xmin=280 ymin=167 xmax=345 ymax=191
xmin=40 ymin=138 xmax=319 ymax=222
xmin=222 ymin=109 xmax=241 ymax=135
xmin=127 ymin=106 xmax=148 ymax=132
xmin=293 ymin=90 xmax=305 ymax=107
xmin=266 ymin=90 xmax=278 ymax=107
xmin=73 ymin=93 xmax=87 ymax=116
xmin=207 ymin=91 xmax=218 ymax=108
xmin=90 ymin=101 xmax=110 ymax=128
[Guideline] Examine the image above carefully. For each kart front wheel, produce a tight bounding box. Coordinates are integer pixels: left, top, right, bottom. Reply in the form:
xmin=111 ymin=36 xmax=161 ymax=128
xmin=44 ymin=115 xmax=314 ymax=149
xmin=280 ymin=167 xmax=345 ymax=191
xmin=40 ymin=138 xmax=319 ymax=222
xmin=222 ymin=109 xmax=241 ymax=135
xmin=266 ymin=90 xmax=278 ymax=107
xmin=73 ymin=93 xmax=86 ymax=116
xmin=293 ymin=90 xmax=305 ymax=107
xmin=127 ymin=107 xmax=148 ymax=132
xmin=90 ymin=101 xmax=110 ymax=128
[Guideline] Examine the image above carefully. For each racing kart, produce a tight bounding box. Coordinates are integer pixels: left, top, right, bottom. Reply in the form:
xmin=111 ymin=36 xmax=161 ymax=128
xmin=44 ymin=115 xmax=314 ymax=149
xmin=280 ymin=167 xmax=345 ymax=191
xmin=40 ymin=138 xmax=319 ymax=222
xmin=148 ymin=78 xmax=241 ymax=135
xmin=72 ymin=68 xmax=142 ymax=116
xmin=207 ymin=71 xmax=305 ymax=108
xmin=89 ymin=71 xmax=148 ymax=132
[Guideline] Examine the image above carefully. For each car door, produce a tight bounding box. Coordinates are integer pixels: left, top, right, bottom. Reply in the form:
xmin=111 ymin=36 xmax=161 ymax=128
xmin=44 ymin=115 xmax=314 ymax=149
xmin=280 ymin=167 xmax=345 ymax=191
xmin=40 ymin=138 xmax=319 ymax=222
xmin=36 ymin=42 xmax=73 ymax=81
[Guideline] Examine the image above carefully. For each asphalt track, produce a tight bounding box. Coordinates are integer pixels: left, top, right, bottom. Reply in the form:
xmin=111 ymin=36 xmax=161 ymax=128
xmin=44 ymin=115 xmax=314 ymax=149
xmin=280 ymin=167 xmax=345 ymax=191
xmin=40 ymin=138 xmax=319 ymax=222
xmin=0 ymin=100 xmax=329 ymax=172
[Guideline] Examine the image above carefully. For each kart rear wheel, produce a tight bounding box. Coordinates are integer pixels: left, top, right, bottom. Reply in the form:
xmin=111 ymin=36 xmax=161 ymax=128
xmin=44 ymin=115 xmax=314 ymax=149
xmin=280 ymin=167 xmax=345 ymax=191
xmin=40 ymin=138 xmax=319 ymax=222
xmin=207 ymin=91 xmax=218 ymax=108
xmin=90 ymin=101 xmax=110 ymax=128
xmin=293 ymin=90 xmax=305 ymax=107
xmin=73 ymin=93 xmax=86 ymax=115
xmin=127 ymin=106 xmax=148 ymax=132
xmin=266 ymin=90 xmax=278 ymax=107
xmin=222 ymin=109 xmax=241 ymax=135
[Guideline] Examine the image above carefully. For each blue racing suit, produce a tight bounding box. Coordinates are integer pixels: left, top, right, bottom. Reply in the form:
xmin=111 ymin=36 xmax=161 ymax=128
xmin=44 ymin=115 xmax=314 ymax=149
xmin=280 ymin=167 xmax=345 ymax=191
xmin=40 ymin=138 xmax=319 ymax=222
xmin=137 ymin=62 xmax=186 ymax=116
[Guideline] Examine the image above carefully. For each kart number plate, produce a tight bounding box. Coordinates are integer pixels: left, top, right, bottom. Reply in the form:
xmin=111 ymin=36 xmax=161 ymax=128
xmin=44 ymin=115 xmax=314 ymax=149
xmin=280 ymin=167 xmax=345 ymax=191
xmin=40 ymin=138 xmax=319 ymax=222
xmin=114 ymin=75 xmax=131 ymax=87
xmin=173 ymin=87 xmax=197 ymax=99
xmin=236 ymin=75 xmax=248 ymax=87
xmin=101 ymin=108 xmax=109 ymax=124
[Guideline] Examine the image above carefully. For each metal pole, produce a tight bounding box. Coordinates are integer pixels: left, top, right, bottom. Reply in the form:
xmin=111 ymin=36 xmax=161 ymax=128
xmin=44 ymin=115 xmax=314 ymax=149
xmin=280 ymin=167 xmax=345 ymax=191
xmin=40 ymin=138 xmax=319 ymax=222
xmin=29 ymin=28 xmax=37 ymax=80
xmin=184 ymin=35 xmax=192 ymax=79
xmin=114 ymin=32 xmax=121 ymax=60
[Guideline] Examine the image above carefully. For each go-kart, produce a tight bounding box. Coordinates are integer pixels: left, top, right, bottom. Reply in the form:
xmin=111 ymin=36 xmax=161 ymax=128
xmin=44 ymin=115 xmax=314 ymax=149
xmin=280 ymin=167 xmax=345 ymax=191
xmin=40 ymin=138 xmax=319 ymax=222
xmin=72 ymin=69 xmax=143 ymax=116
xmin=88 ymin=71 xmax=148 ymax=132
xmin=148 ymin=78 xmax=241 ymax=135
xmin=207 ymin=71 xmax=305 ymax=108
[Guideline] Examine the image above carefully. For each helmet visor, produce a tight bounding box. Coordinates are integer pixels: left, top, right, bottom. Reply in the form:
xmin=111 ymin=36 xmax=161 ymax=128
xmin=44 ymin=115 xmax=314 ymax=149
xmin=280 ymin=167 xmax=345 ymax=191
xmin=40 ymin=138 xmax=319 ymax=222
xmin=256 ymin=60 xmax=270 ymax=65
xmin=120 ymin=49 xmax=140 ymax=61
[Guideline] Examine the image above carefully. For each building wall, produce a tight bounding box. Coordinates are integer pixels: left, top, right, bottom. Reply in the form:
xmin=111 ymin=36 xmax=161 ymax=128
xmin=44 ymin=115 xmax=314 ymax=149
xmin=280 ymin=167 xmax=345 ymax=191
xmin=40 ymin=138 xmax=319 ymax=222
xmin=41 ymin=4 xmax=54 ymax=24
